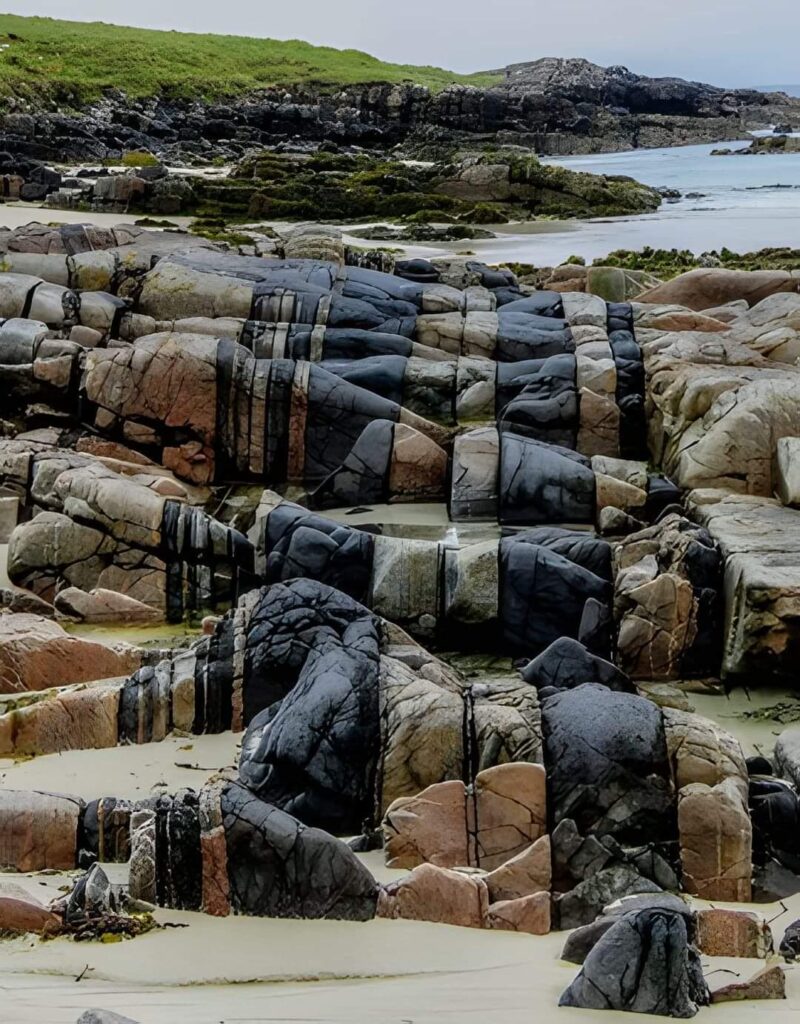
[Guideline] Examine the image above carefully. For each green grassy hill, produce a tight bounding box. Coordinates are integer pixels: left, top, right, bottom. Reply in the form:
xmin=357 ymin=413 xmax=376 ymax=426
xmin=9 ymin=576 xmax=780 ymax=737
xmin=0 ymin=13 xmax=502 ymax=105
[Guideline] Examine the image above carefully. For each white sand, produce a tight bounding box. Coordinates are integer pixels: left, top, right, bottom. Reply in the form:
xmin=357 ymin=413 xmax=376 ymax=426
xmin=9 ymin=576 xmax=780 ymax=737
xmin=0 ymin=732 xmax=241 ymax=801
xmin=0 ymin=205 xmax=191 ymax=231
xmin=0 ymin=895 xmax=799 ymax=1024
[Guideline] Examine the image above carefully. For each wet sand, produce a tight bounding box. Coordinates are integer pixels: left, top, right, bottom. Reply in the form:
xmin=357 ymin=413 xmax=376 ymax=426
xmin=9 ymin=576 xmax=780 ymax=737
xmin=0 ymin=204 xmax=192 ymax=232
xmin=344 ymin=203 xmax=800 ymax=269
xmin=0 ymin=732 xmax=241 ymax=801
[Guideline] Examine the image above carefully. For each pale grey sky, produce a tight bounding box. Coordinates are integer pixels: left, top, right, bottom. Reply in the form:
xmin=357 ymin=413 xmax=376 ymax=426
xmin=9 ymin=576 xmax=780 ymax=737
xmin=14 ymin=0 xmax=800 ymax=87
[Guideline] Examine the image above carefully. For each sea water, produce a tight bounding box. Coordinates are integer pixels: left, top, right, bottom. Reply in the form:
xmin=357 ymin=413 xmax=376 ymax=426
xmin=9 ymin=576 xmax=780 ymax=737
xmin=389 ymin=140 xmax=800 ymax=266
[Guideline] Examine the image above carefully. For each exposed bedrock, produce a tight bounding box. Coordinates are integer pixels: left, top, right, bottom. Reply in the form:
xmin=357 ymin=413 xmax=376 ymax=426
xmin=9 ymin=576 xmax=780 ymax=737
xmin=0 ymin=579 xmax=537 ymax=830
xmin=1 ymin=441 xmax=255 ymax=620
xmin=257 ymin=495 xmax=615 ymax=655
xmin=1 ymin=580 xmax=753 ymax=914
xmin=3 ymin=57 xmax=798 ymax=166
xmin=0 ymin=779 xmax=378 ymax=922
xmin=0 ymin=611 xmax=139 ymax=693
xmin=637 ymin=289 xmax=800 ymax=684
xmin=375 ymin=674 xmax=753 ymax=932
xmin=83 ymin=332 xmax=448 ymax=492
xmin=257 ymin=496 xmax=719 ymax=673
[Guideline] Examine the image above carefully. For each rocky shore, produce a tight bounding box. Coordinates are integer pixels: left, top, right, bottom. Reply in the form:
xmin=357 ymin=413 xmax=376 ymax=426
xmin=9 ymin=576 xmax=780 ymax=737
xmin=2 ymin=36 xmax=800 ymax=166
xmin=2 ymin=219 xmax=800 ymax=1020
xmin=2 ymin=148 xmax=662 ymax=226
xmin=713 ymin=134 xmax=800 ymax=156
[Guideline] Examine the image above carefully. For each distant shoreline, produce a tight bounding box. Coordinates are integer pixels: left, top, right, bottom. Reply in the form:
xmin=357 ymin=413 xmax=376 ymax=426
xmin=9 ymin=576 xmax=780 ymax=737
xmin=754 ymin=85 xmax=800 ymax=97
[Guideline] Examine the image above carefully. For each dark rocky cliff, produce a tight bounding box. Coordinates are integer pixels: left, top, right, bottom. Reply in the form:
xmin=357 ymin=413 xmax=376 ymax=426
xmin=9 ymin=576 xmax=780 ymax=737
xmin=2 ymin=57 xmax=798 ymax=163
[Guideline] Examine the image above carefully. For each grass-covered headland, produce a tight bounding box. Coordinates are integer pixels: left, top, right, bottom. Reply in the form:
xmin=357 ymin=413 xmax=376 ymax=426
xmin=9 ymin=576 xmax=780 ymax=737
xmin=0 ymin=13 xmax=501 ymax=105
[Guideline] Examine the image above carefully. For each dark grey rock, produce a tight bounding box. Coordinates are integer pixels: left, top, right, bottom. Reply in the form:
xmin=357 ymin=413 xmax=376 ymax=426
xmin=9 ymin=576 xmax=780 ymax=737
xmin=221 ymin=780 xmax=378 ymax=921
xmin=499 ymin=434 xmax=595 ymax=525
xmin=542 ymin=684 xmax=675 ymax=847
xmin=559 ymin=907 xmax=709 ymax=1017
xmin=76 ymin=1013 xmax=139 ymax=1024
xmin=239 ymin=580 xmax=380 ymax=834
xmin=780 ymin=918 xmax=800 ymax=961
xmin=500 ymin=537 xmax=612 ymax=657
xmin=561 ymin=917 xmax=617 ymax=964
xmin=521 ymin=636 xmax=633 ymax=692
xmin=554 ymin=864 xmax=662 ymax=930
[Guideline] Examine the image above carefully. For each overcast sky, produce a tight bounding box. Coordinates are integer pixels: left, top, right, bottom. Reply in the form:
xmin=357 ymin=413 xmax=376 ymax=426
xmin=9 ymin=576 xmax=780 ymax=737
xmin=16 ymin=0 xmax=800 ymax=87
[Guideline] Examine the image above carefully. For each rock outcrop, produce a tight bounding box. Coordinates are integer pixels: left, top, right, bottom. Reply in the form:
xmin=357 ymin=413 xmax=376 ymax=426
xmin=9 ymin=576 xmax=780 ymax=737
xmin=3 ymin=55 xmax=798 ymax=167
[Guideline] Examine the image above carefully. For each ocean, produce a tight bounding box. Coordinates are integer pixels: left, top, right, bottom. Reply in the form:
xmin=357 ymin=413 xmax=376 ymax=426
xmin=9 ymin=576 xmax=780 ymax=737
xmin=432 ymin=139 xmax=800 ymax=266
xmin=756 ymin=84 xmax=800 ymax=97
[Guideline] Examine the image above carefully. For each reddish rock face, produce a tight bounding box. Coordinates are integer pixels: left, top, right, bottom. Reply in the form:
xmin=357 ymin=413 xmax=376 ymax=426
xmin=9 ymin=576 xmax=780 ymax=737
xmin=0 ymin=789 xmax=81 ymax=871
xmin=484 ymin=835 xmax=552 ymax=902
xmin=639 ymin=268 xmax=797 ymax=311
xmin=0 ymin=882 xmax=62 ymax=935
xmin=474 ymin=763 xmax=547 ymax=871
xmin=85 ymin=333 xmax=219 ymax=448
xmin=163 ymin=441 xmax=215 ymax=485
xmin=201 ymin=826 xmax=231 ymax=917
xmin=485 ymin=891 xmax=551 ymax=935
xmin=383 ymin=780 xmax=470 ymax=869
xmin=388 ymin=424 xmax=447 ymax=500
xmin=678 ymin=778 xmax=752 ymax=902
xmin=0 ymin=613 xmax=140 ymax=693
xmin=0 ymin=684 xmax=121 ymax=757
xmin=383 ymin=762 xmax=547 ymax=872
xmin=697 ymin=908 xmax=773 ymax=958
xmin=711 ymin=964 xmax=786 ymax=1003
xmin=377 ymin=863 xmax=490 ymax=929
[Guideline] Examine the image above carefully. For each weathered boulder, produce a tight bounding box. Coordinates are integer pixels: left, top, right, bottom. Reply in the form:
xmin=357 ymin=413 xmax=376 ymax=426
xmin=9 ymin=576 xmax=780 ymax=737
xmin=639 ymin=268 xmax=798 ymax=311
xmin=664 ymin=708 xmax=748 ymax=793
xmin=383 ymin=779 xmax=470 ymax=869
xmin=677 ymin=777 xmax=752 ymax=901
xmin=0 ymin=789 xmax=82 ymax=871
xmin=521 ymin=636 xmax=633 ymax=693
xmin=0 ymin=613 xmax=139 ymax=692
xmin=710 ymin=964 xmax=786 ymax=1003
xmin=542 ymin=684 xmax=675 ymax=846
xmin=561 ymin=892 xmax=694 ymax=963
xmin=779 ymin=918 xmax=800 ymax=961
xmin=382 ymin=763 xmax=546 ymax=871
xmin=484 ymin=835 xmax=551 ymax=902
xmin=54 ymin=587 xmax=162 ymax=624
xmin=485 ymin=890 xmax=551 ymax=934
xmin=221 ymin=780 xmax=378 ymax=921
xmin=554 ymin=864 xmax=663 ymax=931
xmin=696 ymin=907 xmax=773 ymax=957
xmin=377 ymin=863 xmax=490 ymax=929
xmin=560 ymin=907 xmax=709 ymax=1017
xmin=0 ymin=881 xmax=62 ymax=935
